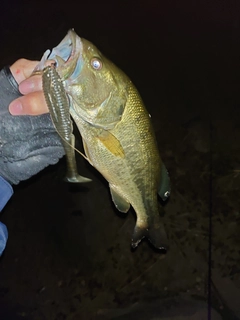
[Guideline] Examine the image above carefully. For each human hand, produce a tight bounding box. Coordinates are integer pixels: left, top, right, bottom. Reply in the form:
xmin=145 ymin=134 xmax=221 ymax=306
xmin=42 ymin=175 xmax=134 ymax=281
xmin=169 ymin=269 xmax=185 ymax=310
xmin=0 ymin=61 xmax=64 ymax=185
xmin=9 ymin=58 xmax=49 ymax=115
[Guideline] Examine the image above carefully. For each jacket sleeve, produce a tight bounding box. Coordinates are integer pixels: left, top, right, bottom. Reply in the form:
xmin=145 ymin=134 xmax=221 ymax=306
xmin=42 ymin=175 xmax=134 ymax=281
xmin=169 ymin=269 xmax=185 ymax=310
xmin=0 ymin=176 xmax=13 ymax=211
xmin=0 ymin=176 xmax=12 ymax=255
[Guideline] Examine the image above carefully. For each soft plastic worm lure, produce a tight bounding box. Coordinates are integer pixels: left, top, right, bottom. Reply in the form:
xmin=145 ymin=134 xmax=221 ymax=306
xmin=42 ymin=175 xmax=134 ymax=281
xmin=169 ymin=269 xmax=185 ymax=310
xmin=42 ymin=65 xmax=91 ymax=183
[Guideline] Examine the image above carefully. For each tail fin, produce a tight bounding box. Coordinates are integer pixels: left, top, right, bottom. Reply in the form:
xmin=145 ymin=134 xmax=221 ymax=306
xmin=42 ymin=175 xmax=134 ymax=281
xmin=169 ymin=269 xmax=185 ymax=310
xmin=132 ymin=223 xmax=168 ymax=250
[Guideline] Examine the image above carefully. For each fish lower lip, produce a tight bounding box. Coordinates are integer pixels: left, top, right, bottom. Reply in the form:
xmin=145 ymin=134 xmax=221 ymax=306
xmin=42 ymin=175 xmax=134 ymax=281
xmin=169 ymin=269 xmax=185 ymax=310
xmin=34 ymin=30 xmax=83 ymax=80
xmin=48 ymin=30 xmax=83 ymax=80
xmin=33 ymin=30 xmax=76 ymax=74
xmin=48 ymin=30 xmax=75 ymax=65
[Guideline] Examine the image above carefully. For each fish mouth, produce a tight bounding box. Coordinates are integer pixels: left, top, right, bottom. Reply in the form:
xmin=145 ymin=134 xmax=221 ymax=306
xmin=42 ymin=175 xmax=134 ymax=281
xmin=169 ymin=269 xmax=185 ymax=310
xmin=35 ymin=29 xmax=83 ymax=81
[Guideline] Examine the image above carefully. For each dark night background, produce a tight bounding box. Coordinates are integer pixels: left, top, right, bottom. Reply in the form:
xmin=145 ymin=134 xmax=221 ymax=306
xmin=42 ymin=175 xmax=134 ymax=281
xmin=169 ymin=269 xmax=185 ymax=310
xmin=0 ymin=0 xmax=240 ymax=319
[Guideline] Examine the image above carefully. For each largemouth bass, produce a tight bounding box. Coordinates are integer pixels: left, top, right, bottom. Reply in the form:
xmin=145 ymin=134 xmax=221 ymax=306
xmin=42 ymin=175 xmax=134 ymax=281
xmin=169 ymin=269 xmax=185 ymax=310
xmin=39 ymin=30 xmax=170 ymax=250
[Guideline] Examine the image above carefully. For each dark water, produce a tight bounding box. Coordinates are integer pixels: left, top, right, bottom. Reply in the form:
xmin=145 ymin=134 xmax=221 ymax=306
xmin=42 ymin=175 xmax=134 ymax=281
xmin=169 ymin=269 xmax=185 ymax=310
xmin=0 ymin=1 xmax=240 ymax=319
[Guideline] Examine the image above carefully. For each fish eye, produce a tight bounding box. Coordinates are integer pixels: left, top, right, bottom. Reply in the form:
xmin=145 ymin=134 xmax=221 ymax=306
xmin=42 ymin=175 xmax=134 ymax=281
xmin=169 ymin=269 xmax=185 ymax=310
xmin=91 ymin=58 xmax=102 ymax=70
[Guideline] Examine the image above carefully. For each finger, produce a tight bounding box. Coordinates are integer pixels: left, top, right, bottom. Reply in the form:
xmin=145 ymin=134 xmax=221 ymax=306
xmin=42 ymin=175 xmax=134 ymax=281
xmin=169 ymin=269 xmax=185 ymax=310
xmin=9 ymin=91 xmax=49 ymax=116
xmin=10 ymin=59 xmax=39 ymax=84
xmin=19 ymin=74 xmax=43 ymax=94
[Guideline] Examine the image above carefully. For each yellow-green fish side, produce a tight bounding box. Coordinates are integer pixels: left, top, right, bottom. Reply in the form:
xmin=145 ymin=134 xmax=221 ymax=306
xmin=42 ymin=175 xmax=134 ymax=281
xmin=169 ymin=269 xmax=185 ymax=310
xmin=71 ymin=80 xmax=168 ymax=249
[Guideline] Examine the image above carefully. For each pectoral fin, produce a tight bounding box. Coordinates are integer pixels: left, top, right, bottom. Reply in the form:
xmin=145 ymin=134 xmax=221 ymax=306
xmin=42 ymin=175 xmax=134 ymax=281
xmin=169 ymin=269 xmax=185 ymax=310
xmin=109 ymin=185 xmax=130 ymax=213
xmin=98 ymin=131 xmax=125 ymax=158
xmin=158 ymin=163 xmax=171 ymax=201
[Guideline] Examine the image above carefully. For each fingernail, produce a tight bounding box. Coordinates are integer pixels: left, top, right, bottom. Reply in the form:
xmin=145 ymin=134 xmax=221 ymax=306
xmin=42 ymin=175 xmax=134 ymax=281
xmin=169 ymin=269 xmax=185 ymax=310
xmin=9 ymin=101 xmax=23 ymax=115
xmin=19 ymin=80 xmax=34 ymax=94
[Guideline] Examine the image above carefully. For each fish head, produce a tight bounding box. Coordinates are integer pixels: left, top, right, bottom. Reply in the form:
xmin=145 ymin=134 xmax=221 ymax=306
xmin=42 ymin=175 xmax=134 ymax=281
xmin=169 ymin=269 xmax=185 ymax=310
xmin=39 ymin=30 xmax=128 ymax=129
